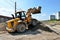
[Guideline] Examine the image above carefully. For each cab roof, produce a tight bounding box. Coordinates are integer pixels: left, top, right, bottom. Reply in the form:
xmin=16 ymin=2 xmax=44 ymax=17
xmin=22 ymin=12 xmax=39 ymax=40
xmin=16 ymin=11 xmax=25 ymax=13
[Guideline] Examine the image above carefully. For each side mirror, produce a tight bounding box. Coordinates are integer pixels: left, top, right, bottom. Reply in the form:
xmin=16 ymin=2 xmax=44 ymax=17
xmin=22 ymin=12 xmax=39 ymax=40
xmin=11 ymin=14 xmax=14 ymax=19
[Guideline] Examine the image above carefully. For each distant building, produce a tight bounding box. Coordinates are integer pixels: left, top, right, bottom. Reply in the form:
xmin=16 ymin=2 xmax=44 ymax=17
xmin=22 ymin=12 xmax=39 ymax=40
xmin=50 ymin=15 xmax=56 ymax=20
xmin=0 ymin=15 xmax=12 ymax=23
xmin=56 ymin=11 xmax=60 ymax=20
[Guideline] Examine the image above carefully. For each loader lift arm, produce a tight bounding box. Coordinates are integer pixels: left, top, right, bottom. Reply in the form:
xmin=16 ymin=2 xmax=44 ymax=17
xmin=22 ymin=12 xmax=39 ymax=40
xmin=26 ymin=6 xmax=41 ymax=22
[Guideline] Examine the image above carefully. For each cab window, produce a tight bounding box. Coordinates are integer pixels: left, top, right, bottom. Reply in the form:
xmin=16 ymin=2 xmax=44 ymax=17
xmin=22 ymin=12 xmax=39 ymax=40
xmin=21 ymin=12 xmax=25 ymax=17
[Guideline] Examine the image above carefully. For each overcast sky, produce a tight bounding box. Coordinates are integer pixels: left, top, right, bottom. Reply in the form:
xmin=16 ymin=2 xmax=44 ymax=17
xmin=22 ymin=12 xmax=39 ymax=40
xmin=0 ymin=0 xmax=60 ymax=21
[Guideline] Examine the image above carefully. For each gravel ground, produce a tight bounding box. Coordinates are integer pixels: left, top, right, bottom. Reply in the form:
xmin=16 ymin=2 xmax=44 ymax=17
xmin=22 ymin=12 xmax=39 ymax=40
xmin=0 ymin=22 xmax=60 ymax=40
xmin=0 ymin=29 xmax=60 ymax=40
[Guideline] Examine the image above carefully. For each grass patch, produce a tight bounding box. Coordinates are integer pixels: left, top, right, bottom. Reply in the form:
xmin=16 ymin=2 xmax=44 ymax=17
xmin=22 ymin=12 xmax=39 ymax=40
xmin=42 ymin=20 xmax=60 ymax=25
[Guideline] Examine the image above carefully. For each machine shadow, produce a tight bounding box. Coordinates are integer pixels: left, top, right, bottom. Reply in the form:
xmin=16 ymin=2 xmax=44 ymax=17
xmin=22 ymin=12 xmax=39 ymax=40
xmin=9 ymin=22 xmax=54 ymax=36
xmin=9 ymin=30 xmax=41 ymax=35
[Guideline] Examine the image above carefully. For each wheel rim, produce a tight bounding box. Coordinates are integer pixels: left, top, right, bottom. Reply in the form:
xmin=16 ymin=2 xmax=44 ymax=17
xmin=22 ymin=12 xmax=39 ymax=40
xmin=17 ymin=23 xmax=27 ymax=32
xmin=17 ymin=24 xmax=26 ymax=32
xmin=20 ymin=25 xmax=25 ymax=32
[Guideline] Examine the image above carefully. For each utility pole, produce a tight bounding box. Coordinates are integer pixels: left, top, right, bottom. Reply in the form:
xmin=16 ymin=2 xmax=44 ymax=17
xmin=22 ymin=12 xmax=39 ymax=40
xmin=15 ymin=2 xmax=17 ymax=17
xmin=15 ymin=2 xmax=16 ymax=13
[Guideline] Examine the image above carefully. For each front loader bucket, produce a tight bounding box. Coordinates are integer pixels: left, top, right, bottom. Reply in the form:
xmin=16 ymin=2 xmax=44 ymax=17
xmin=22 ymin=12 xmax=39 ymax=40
xmin=32 ymin=6 xmax=41 ymax=14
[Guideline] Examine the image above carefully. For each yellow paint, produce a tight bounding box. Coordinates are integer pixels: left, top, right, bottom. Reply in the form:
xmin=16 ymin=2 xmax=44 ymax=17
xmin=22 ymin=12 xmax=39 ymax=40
xmin=6 ymin=18 xmax=20 ymax=32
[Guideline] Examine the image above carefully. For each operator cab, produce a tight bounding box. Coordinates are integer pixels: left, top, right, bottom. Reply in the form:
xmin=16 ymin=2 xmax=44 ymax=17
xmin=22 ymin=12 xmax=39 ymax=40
xmin=15 ymin=11 xmax=26 ymax=20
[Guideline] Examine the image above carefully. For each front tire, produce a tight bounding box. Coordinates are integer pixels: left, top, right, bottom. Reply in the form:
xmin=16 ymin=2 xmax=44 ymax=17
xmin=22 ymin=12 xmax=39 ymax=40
xmin=31 ymin=19 xmax=38 ymax=26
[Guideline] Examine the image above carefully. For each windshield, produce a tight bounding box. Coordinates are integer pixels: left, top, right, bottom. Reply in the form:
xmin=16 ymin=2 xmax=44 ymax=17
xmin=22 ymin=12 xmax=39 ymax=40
xmin=21 ymin=12 xmax=25 ymax=17
xmin=15 ymin=12 xmax=26 ymax=18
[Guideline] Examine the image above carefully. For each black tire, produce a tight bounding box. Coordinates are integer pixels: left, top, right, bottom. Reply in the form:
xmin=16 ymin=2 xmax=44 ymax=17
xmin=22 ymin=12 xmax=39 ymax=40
xmin=17 ymin=23 xmax=26 ymax=33
xmin=28 ymin=19 xmax=38 ymax=29
xmin=31 ymin=19 xmax=38 ymax=26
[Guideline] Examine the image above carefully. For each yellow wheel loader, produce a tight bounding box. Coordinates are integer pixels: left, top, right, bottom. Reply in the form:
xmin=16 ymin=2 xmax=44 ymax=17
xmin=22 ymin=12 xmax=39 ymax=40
xmin=6 ymin=6 xmax=41 ymax=32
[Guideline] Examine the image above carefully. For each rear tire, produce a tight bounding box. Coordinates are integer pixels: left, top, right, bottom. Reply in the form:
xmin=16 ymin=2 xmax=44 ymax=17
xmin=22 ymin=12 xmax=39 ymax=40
xmin=17 ymin=23 xmax=26 ymax=33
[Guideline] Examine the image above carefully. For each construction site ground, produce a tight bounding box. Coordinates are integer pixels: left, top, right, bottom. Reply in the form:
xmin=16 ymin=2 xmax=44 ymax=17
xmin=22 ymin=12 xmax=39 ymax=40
xmin=0 ymin=20 xmax=60 ymax=40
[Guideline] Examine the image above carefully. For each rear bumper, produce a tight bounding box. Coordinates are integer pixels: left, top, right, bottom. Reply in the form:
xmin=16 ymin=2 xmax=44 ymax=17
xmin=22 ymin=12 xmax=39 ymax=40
xmin=6 ymin=27 xmax=14 ymax=32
